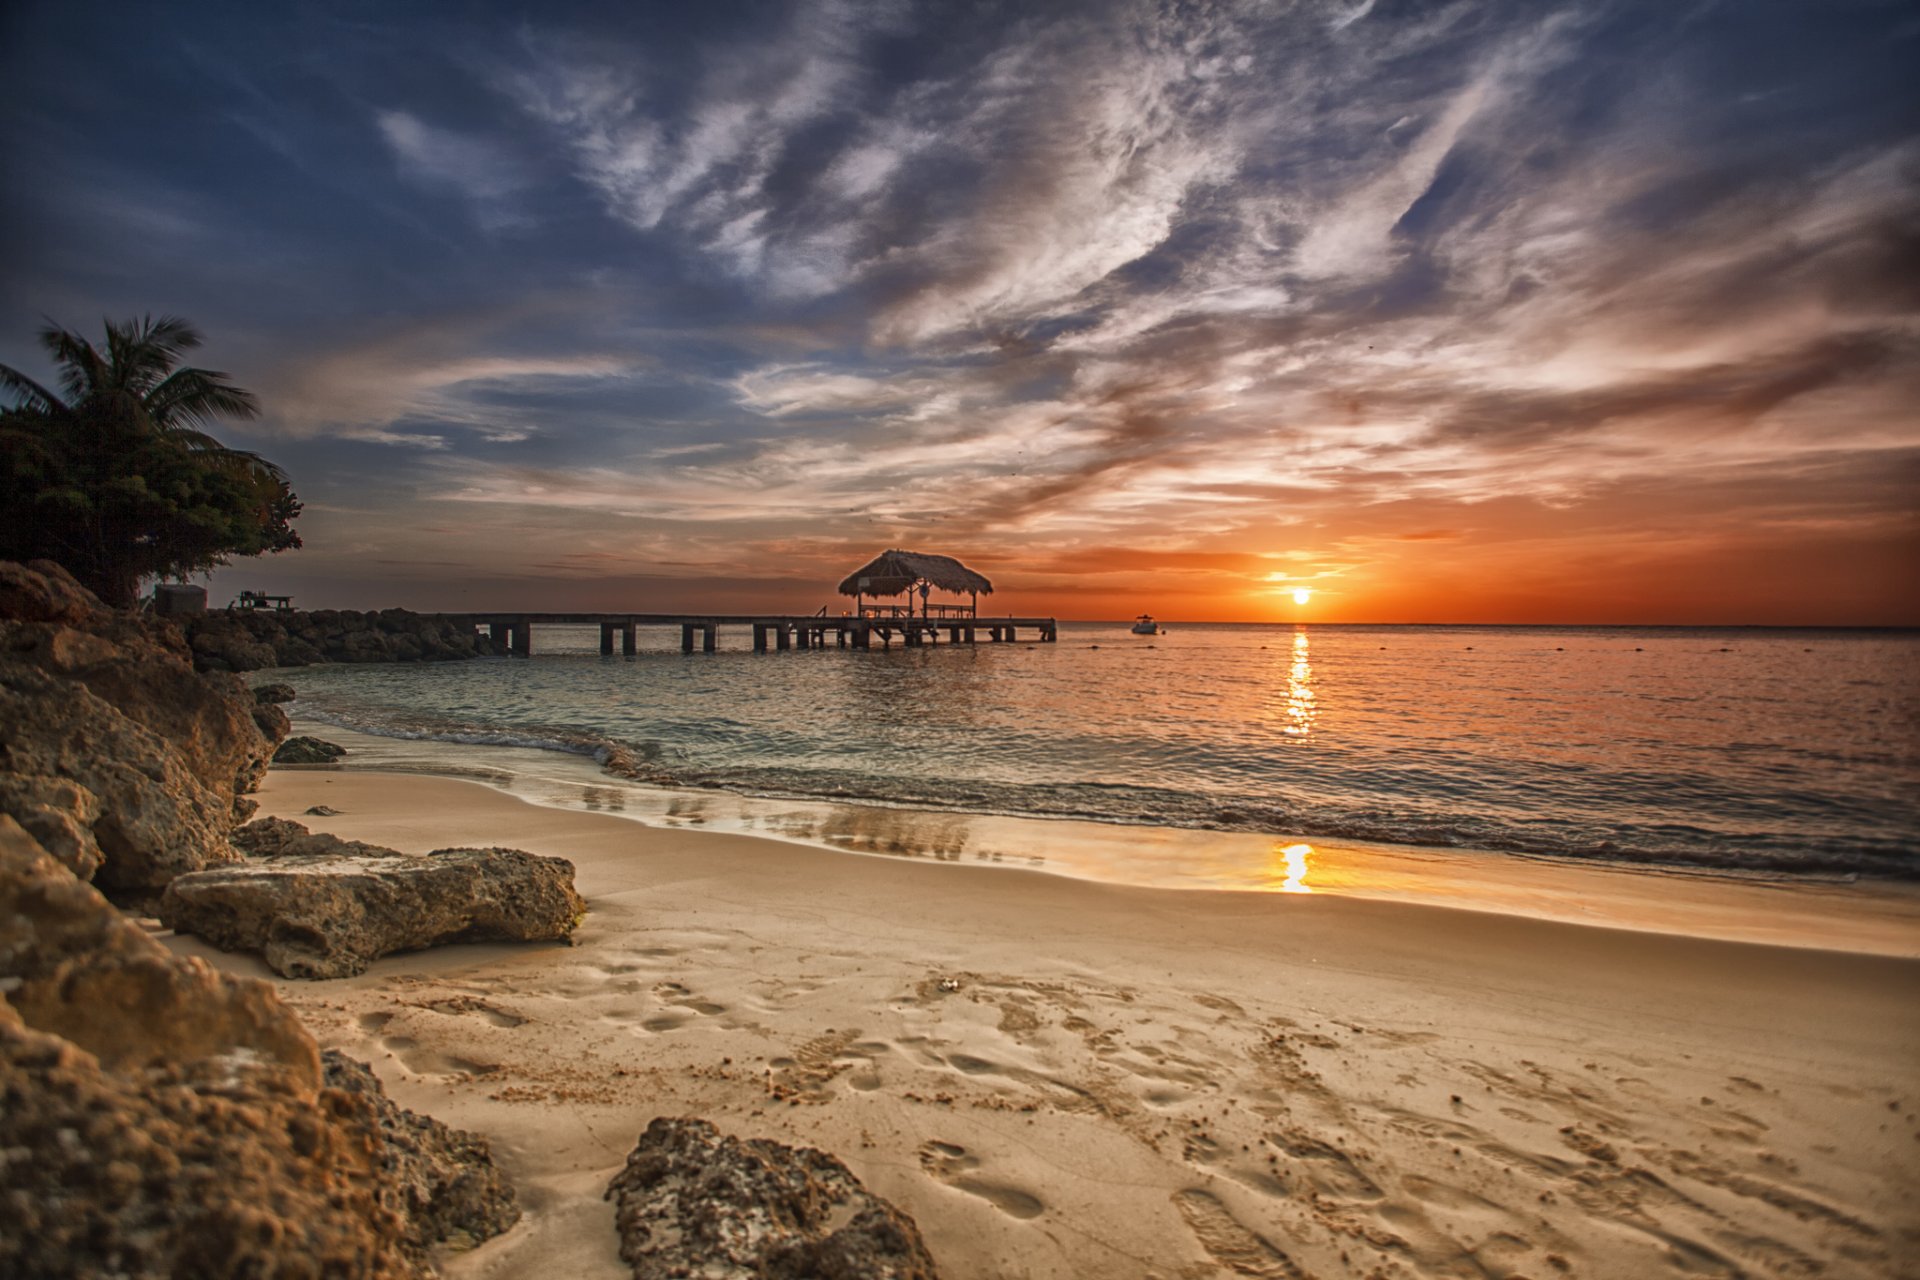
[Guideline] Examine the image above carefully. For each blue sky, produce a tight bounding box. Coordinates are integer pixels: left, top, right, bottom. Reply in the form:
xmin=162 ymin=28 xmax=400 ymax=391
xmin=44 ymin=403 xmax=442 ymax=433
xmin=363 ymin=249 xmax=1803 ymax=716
xmin=4 ymin=0 xmax=1916 ymax=621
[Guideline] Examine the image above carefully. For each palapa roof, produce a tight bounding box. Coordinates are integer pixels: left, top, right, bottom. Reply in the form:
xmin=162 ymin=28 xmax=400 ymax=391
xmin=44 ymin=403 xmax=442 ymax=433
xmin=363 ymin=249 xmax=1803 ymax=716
xmin=837 ymin=549 xmax=994 ymax=598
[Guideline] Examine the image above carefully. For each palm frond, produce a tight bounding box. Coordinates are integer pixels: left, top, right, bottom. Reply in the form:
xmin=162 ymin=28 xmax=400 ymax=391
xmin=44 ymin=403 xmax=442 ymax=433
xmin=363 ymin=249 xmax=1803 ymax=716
xmin=38 ymin=324 xmax=109 ymax=403
xmin=0 ymin=362 xmax=66 ymax=414
xmin=145 ymin=366 xmax=261 ymax=428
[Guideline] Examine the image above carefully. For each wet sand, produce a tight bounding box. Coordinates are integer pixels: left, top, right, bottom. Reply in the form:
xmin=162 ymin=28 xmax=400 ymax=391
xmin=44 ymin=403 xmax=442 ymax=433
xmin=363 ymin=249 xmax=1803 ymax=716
xmin=170 ymin=766 xmax=1920 ymax=1279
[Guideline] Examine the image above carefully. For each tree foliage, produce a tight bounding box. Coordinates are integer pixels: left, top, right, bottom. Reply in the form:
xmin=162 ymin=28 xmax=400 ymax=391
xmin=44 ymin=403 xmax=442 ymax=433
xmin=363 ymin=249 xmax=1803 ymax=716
xmin=0 ymin=315 xmax=301 ymax=607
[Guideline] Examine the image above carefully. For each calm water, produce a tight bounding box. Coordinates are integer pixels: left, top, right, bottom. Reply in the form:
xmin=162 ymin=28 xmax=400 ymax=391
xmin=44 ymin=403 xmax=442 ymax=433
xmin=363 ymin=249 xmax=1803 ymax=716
xmin=272 ymin=622 xmax=1920 ymax=880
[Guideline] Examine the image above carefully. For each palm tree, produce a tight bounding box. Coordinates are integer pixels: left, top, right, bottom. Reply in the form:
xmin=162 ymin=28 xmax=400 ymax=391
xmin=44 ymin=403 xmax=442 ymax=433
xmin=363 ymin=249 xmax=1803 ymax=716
xmin=1 ymin=315 xmax=300 ymax=607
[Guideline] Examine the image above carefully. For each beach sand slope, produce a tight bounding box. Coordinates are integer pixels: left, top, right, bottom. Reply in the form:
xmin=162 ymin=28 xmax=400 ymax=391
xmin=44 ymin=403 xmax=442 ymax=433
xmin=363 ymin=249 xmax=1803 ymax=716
xmin=164 ymin=771 xmax=1920 ymax=1280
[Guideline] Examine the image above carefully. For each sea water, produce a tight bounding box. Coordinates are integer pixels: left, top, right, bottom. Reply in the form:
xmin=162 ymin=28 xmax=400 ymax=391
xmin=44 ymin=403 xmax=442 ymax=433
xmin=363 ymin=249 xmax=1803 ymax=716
xmin=267 ymin=622 xmax=1918 ymax=882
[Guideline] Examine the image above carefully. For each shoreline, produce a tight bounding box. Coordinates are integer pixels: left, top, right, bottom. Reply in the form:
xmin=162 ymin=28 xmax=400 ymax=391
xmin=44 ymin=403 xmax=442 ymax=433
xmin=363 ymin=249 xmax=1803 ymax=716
xmin=285 ymin=718 xmax=1920 ymax=959
xmin=182 ymin=765 xmax=1920 ymax=1280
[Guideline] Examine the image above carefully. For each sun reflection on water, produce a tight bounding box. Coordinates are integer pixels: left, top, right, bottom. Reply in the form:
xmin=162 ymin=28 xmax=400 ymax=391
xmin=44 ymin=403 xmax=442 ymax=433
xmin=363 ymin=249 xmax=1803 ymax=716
xmin=1275 ymin=841 xmax=1314 ymax=893
xmin=1286 ymin=628 xmax=1315 ymax=736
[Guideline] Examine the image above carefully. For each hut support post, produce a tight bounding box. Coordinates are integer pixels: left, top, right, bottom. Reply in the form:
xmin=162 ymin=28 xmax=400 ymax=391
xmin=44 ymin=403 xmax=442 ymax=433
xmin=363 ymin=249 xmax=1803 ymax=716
xmin=600 ymin=623 xmax=616 ymax=655
xmin=776 ymin=625 xmax=791 ymax=651
xmin=489 ymin=623 xmax=508 ymax=650
xmin=511 ymin=623 xmax=532 ymax=657
xmin=681 ymin=624 xmax=696 ymax=653
xmin=753 ymin=624 xmax=768 ymax=652
xmin=622 ymin=623 xmax=637 ymax=656
xmin=703 ymin=625 xmax=717 ymax=653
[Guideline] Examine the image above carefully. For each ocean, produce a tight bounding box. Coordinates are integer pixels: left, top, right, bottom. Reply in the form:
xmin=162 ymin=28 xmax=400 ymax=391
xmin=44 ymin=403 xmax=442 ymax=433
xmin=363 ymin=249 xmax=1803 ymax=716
xmin=268 ymin=621 xmax=1919 ymax=884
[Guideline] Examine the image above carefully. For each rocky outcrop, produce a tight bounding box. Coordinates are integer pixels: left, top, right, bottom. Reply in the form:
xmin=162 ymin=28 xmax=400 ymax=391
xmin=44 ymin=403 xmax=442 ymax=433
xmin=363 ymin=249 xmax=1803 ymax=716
xmin=324 ymin=1051 xmax=521 ymax=1253
xmin=0 ymin=815 xmax=318 ymax=1088
xmin=0 ymin=815 xmax=518 ymax=1278
xmin=0 ymin=561 xmax=281 ymax=900
xmin=183 ymin=607 xmax=508 ymax=672
xmin=275 ymin=734 xmax=347 ymax=764
xmin=158 ymin=819 xmax=586 ymax=978
xmin=606 ymin=1117 xmax=941 ymax=1280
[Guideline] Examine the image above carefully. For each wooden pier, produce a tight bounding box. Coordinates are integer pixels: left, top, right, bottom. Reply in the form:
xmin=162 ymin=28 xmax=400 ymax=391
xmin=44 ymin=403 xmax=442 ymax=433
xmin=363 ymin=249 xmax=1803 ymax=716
xmin=474 ymin=612 xmax=1058 ymax=657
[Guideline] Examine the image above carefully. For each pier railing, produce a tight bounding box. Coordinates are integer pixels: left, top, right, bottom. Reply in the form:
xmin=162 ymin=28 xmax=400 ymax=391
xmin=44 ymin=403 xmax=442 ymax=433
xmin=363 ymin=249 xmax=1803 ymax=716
xmin=469 ymin=611 xmax=1057 ymax=656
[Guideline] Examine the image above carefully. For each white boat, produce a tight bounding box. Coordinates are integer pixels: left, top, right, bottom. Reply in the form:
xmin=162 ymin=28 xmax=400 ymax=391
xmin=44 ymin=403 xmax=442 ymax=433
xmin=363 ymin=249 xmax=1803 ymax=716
xmin=1131 ymin=614 xmax=1159 ymax=635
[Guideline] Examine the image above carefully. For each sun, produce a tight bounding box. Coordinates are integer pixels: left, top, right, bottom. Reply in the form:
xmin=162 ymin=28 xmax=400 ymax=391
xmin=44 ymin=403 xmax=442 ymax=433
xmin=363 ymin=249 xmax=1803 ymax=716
xmin=1292 ymin=588 xmax=1312 ymax=605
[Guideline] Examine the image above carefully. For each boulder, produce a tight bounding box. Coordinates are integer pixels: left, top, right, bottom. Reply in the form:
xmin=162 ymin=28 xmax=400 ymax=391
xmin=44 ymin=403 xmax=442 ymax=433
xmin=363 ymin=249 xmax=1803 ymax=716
xmin=0 ymin=560 xmax=284 ymax=899
xmin=252 ymin=681 xmax=298 ymax=704
xmin=0 ymin=817 xmax=519 ymax=1279
xmin=0 ymin=559 xmax=108 ymax=626
xmin=230 ymin=815 xmax=391 ymax=861
xmin=0 ymin=665 xmax=248 ymax=900
xmin=0 ymin=774 xmax=103 ymax=879
xmin=606 ymin=1117 xmax=941 ymax=1280
xmin=324 ymin=1051 xmax=520 ymax=1253
xmin=0 ymin=815 xmax=316 ymax=1087
xmin=157 ymin=825 xmax=586 ymax=978
xmin=274 ymin=735 xmax=347 ymax=765
xmin=187 ymin=616 xmax=281 ymax=672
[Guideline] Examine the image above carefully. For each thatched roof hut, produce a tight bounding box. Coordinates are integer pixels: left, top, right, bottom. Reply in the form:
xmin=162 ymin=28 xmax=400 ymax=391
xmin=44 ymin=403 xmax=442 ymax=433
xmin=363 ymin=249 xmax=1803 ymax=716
xmin=837 ymin=549 xmax=993 ymax=600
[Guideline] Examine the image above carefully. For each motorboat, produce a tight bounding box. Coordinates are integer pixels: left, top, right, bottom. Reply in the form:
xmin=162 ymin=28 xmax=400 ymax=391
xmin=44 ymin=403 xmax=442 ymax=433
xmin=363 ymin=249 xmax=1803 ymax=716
xmin=1131 ymin=614 xmax=1159 ymax=635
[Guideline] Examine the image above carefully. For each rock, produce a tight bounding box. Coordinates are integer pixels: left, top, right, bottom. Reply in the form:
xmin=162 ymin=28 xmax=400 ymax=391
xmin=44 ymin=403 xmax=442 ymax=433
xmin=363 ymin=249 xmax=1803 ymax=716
xmin=0 ymin=666 xmax=248 ymax=901
xmin=274 ymin=734 xmax=346 ymax=764
xmin=158 ymin=825 xmax=587 ymax=978
xmin=0 ymin=560 xmax=284 ymax=899
xmin=252 ymin=699 xmax=291 ymax=743
xmin=324 ymin=1051 xmax=520 ymax=1252
xmin=252 ymin=681 xmax=298 ymax=704
xmin=0 ymin=558 xmax=108 ymax=626
xmin=0 ymin=815 xmax=317 ymax=1086
xmin=0 ymin=774 xmax=103 ymax=879
xmin=0 ymin=817 xmax=519 ymax=1279
xmin=188 ymin=620 xmax=279 ymax=672
xmin=606 ymin=1117 xmax=941 ymax=1280
xmin=306 ymin=804 xmax=343 ymax=816
xmin=230 ymin=814 xmax=392 ymax=861
xmin=179 ymin=606 xmax=500 ymax=670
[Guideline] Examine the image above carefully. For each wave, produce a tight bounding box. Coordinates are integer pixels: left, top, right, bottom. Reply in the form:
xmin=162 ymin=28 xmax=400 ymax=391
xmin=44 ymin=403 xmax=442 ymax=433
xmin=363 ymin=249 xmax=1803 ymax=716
xmin=291 ymin=705 xmax=1916 ymax=881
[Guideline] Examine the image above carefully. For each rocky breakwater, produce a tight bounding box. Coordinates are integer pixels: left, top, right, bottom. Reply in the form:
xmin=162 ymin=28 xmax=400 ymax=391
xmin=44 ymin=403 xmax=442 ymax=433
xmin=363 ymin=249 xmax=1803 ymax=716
xmin=0 ymin=560 xmax=284 ymax=904
xmin=182 ymin=606 xmax=507 ymax=672
xmin=0 ymin=815 xmax=519 ymax=1277
xmin=159 ymin=817 xmax=587 ymax=979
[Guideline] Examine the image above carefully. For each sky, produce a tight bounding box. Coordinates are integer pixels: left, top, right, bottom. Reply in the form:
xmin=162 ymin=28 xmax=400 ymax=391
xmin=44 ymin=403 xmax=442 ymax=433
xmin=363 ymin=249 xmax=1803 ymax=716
xmin=3 ymin=0 xmax=1916 ymax=624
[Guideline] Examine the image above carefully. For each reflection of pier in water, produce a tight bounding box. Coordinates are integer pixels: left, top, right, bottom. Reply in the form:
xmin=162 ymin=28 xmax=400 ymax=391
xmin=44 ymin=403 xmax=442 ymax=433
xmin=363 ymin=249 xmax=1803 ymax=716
xmin=472 ymin=611 xmax=1058 ymax=656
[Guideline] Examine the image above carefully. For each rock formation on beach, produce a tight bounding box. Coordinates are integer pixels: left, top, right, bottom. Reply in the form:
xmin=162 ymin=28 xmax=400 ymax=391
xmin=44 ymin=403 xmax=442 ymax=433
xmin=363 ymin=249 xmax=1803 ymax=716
xmin=183 ymin=605 xmax=507 ymax=672
xmin=0 ymin=560 xmax=282 ymax=902
xmin=274 ymin=734 xmax=348 ymax=764
xmin=0 ymin=815 xmax=518 ymax=1278
xmin=607 ymin=1116 xmax=941 ymax=1280
xmin=160 ymin=817 xmax=587 ymax=978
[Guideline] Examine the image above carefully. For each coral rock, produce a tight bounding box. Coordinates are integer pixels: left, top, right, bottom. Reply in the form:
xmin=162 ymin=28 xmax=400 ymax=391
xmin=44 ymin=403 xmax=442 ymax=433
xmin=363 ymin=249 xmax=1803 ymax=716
xmin=0 ymin=560 xmax=284 ymax=899
xmin=607 ymin=1117 xmax=941 ymax=1280
xmin=274 ymin=734 xmax=348 ymax=764
xmin=159 ymin=823 xmax=586 ymax=978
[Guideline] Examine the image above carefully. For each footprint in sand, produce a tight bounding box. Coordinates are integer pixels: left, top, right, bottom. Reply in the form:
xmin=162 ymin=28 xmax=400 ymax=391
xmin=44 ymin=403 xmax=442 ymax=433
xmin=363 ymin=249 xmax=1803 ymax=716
xmin=620 ymin=982 xmax=732 ymax=1034
xmin=416 ymin=995 xmax=528 ymax=1028
xmin=1266 ymin=1128 xmax=1385 ymax=1200
xmin=379 ymin=1033 xmax=501 ymax=1079
xmin=766 ymin=1029 xmax=864 ymax=1103
xmin=918 ymin=1141 xmax=1045 ymax=1220
xmin=1171 ymin=1188 xmax=1307 ymax=1279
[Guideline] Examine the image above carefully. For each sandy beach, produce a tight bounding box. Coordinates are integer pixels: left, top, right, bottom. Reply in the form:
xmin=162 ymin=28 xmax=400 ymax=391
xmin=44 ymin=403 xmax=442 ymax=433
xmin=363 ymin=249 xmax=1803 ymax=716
xmin=151 ymin=763 xmax=1920 ymax=1280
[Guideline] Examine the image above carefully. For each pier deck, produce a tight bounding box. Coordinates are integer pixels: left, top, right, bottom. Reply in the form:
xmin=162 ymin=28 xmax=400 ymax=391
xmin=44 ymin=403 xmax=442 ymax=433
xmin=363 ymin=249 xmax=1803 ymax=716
xmin=472 ymin=612 xmax=1058 ymax=656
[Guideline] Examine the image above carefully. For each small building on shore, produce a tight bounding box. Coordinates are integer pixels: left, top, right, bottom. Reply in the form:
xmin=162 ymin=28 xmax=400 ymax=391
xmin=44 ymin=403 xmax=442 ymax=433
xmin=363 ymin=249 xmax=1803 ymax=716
xmin=837 ymin=549 xmax=993 ymax=620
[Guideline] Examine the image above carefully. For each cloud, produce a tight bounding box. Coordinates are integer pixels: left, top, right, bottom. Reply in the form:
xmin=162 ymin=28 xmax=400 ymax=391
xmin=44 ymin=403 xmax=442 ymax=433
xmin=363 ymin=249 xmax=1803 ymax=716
xmin=376 ymin=110 xmax=532 ymax=227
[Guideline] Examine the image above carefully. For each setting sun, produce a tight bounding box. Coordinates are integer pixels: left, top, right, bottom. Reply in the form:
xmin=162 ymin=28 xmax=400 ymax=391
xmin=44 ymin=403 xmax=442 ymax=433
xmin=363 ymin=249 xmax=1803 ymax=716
xmin=1292 ymin=588 xmax=1312 ymax=605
